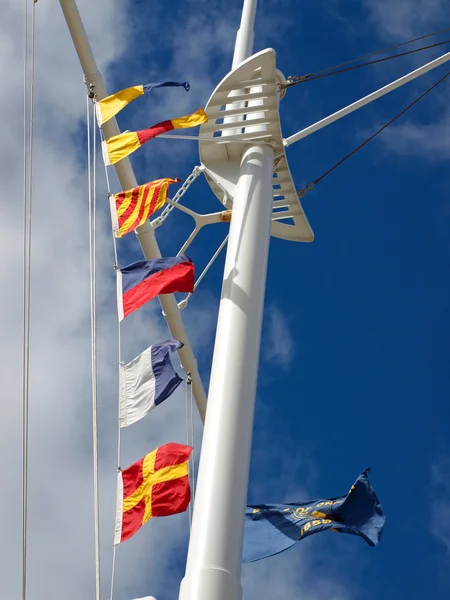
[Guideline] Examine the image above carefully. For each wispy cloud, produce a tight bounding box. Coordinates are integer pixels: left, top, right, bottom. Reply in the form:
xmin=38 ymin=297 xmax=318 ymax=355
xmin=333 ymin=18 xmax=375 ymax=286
xmin=363 ymin=0 xmax=447 ymax=39
xmin=262 ymin=306 xmax=295 ymax=369
xmin=357 ymin=0 xmax=450 ymax=160
xmin=376 ymin=107 xmax=450 ymax=160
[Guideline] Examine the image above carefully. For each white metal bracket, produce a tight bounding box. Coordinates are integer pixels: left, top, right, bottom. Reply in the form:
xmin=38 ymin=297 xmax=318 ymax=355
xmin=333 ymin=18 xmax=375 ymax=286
xmin=198 ymin=48 xmax=314 ymax=242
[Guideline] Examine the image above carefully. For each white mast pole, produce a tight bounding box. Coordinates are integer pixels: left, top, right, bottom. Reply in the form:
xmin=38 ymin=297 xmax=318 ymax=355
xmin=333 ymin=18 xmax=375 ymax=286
xmin=232 ymin=0 xmax=257 ymax=68
xmin=59 ymin=0 xmax=207 ymax=422
xmin=179 ymin=2 xmax=274 ymax=600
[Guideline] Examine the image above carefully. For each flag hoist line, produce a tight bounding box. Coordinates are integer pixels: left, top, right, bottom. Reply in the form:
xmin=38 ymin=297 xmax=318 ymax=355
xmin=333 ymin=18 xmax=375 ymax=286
xmin=97 ymin=104 xmax=197 ymax=600
xmin=59 ymin=0 xmax=208 ymax=424
xmin=21 ymin=1 xmax=38 ymax=599
xmin=86 ymin=93 xmax=102 ymax=600
xmin=99 ymin=128 xmax=122 ymax=600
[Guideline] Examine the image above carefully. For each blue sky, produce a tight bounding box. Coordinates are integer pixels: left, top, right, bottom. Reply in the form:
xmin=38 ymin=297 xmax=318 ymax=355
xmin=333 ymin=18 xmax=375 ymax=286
xmin=102 ymin=0 xmax=450 ymax=598
xmin=2 ymin=0 xmax=449 ymax=599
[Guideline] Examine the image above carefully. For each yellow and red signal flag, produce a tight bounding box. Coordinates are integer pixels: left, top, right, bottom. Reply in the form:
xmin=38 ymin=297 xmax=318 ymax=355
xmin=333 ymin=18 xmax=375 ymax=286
xmin=110 ymin=178 xmax=180 ymax=238
xmin=95 ymin=81 xmax=190 ymax=126
xmin=114 ymin=443 xmax=192 ymax=544
xmin=102 ymin=108 xmax=208 ymax=166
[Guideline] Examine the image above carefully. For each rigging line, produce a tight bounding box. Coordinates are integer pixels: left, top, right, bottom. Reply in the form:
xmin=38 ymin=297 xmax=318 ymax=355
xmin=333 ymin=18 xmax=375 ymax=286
xmin=99 ymin=128 xmax=119 ymax=268
xmin=186 ymin=375 xmax=192 ymax=529
xmin=288 ymin=39 xmax=450 ymax=85
xmin=22 ymin=2 xmax=37 ymax=599
xmin=285 ymin=26 xmax=450 ymax=86
xmin=87 ymin=95 xmax=101 ymax=600
xmin=297 ymin=69 xmax=450 ymax=198
xmin=189 ymin=377 xmax=196 ymax=509
xmin=97 ymin=116 xmax=121 ymax=465
xmin=21 ymin=1 xmax=29 ymax=599
xmin=98 ymin=105 xmax=122 ymax=600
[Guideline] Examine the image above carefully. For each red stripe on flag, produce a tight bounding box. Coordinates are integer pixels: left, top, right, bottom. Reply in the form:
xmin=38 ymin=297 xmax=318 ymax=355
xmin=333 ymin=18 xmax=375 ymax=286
xmin=118 ymin=185 xmax=142 ymax=228
xmin=151 ymin=475 xmax=191 ymax=517
xmin=147 ymin=182 xmax=164 ymax=217
xmin=137 ymin=120 xmax=175 ymax=144
xmin=121 ymin=497 xmax=146 ymax=542
xmin=127 ymin=182 xmax=158 ymax=234
xmin=154 ymin=442 xmax=192 ymax=471
xmin=122 ymin=456 xmax=145 ymax=498
xmin=122 ymin=261 xmax=194 ymax=318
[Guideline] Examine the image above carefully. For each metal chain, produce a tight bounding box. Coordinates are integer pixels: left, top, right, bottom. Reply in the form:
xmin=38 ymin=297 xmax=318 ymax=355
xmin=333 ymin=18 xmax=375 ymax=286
xmin=152 ymin=166 xmax=204 ymax=228
xmin=297 ymin=69 xmax=450 ymax=199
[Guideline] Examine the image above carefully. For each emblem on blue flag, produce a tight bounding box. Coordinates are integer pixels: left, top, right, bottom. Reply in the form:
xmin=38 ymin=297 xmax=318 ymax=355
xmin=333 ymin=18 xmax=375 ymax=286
xmin=243 ymin=470 xmax=385 ymax=563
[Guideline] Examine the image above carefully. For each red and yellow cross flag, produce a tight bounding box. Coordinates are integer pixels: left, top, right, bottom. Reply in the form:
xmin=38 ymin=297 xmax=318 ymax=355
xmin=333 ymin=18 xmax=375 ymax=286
xmin=110 ymin=178 xmax=180 ymax=238
xmin=114 ymin=443 xmax=192 ymax=544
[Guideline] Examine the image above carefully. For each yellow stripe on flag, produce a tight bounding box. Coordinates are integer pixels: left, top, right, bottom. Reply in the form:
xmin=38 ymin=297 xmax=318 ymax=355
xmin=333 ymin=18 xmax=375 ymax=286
xmin=114 ymin=179 xmax=178 ymax=237
xmin=134 ymin=185 xmax=158 ymax=230
xmin=96 ymin=85 xmax=145 ymax=125
xmin=103 ymin=131 xmax=141 ymax=165
xmin=122 ymin=449 xmax=188 ymax=524
xmin=116 ymin=191 xmax=135 ymax=219
xmin=171 ymin=108 xmax=208 ymax=129
xmin=119 ymin=185 xmax=150 ymax=235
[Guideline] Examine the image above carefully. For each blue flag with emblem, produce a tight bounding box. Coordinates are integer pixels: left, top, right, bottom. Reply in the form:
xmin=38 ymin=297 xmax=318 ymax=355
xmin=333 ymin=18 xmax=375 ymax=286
xmin=243 ymin=469 xmax=385 ymax=563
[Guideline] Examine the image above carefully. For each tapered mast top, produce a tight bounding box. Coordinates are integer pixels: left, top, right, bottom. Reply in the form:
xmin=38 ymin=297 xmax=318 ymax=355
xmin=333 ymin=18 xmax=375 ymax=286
xmin=232 ymin=0 xmax=258 ymax=68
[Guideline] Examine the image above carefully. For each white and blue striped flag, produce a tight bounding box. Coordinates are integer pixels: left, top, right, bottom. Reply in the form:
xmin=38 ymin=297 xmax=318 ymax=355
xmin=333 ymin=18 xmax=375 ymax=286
xmin=119 ymin=339 xmax=183 ymax=428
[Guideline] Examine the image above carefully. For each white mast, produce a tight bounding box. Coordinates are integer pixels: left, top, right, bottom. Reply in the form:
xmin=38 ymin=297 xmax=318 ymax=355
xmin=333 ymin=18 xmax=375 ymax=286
xmin=232 ymin=0 xmax=258 ymax=68
xmin=58 ymin=0 xmax=208 ymax=422
xmin=179 ymin=2 xmax=271 ymax=600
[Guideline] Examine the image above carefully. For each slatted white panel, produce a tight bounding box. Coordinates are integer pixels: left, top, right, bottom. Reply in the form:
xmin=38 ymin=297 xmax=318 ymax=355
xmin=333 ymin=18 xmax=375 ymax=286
xmin=199 ymin=49 xmax=314 ymax=242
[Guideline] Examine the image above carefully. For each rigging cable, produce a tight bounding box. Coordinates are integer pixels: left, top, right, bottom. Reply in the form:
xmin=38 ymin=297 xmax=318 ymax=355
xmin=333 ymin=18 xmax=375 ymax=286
xmin=285 ymin=26 xmax=450 ymax=86
xmin=98 ymin=105 xmax=122 ymax=600
xmin=189 ymin=375 xmax=196 ymax=509
xmin=87 ymin=94 xmax=101 ymax=600
xmin=21 ymin=0 xmax=29 ymax=596
xmin=185 ymin=375 xmax=193 ymax=529
xmin=287 ymin=39 xmax=450 ymax=85
xmin=22 ymin=2 xmax=37 ymax=599
xmin=185 ymin=373 xmax=196 ymax=529
xmin=297 ymin=69 xmax=450 ymax=199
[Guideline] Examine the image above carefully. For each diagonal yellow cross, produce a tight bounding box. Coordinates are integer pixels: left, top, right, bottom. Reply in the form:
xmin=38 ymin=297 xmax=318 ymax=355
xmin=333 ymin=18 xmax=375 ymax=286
xmin=123 ymin=448 xmax=189 ymax=523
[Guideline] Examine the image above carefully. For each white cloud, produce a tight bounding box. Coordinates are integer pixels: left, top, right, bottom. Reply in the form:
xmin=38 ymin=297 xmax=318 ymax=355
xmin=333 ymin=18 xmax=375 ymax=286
xmin=363 ymin=0 xmax=447 ymax=39
xmin=375 ymin=107 xmax=450 ymax=159
xmin=262 ymin=306 xmax=295 ymax=369
xmin=359 ymin=0 xmax=450 ymax=160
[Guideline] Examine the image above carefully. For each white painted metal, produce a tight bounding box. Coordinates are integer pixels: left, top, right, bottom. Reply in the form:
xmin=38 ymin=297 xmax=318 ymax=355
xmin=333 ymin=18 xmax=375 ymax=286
xmin=179 ymin=1 xmax=282 ymax=599
xmin=232 ymin=0 xmax=258 ymax=68
xmin=199 ymin=49 xmax=314 ymax=242
xmin=179 ymin=143 xmax=275 ymax=600
xmin=150 ymin=132 xmax=270 ymax=142
xmin=284 ymin=50 xmax=450 ymax=146
xmin=59 ymin=0 xmax=207 ymax=421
